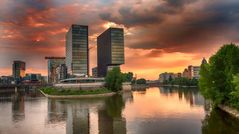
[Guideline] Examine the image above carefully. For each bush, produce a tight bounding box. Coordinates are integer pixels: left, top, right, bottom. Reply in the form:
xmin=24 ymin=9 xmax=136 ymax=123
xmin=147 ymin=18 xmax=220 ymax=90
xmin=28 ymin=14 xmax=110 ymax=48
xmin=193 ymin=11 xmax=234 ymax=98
xmin=122 ymin=72 xmax=134 ymax=82
xmin=164 ymin=77 xmax=198 ymax=86
xmin=136 ymin=78 xmax=147 ymax=84
xmin=105 ymin=67 xmax=124 ymax=92
xmin=40 ymin=87 xmax=111 ymax=95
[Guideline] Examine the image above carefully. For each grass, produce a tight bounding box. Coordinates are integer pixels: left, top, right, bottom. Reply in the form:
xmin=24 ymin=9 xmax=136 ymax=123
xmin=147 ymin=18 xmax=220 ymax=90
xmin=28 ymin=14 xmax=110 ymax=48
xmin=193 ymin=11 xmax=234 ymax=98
xmin=40 ymin=87 xmax=112 ymax=96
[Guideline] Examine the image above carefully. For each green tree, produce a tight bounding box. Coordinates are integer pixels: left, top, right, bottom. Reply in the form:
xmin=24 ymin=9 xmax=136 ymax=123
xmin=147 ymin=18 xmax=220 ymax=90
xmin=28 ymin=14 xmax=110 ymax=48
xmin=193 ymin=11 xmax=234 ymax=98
xmin=199 ymin=44 xmax=239 ymax=106
xmin=122 ymin=72 xmax=134 ymax=82
xmin=105 ymin=67 xmax=124 ymax=92
xmin=136 ymin=78 xmax=146 ymax=84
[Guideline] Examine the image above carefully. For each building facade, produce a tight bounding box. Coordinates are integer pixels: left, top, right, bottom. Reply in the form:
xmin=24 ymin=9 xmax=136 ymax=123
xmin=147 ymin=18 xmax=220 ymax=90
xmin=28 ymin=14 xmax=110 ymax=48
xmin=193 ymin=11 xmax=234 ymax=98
xmin=159 ymin=72 xmax=175 ymax=83
xmin=183 ymin=65 xmax=200 ymax=79
xmin=56 ymin=64 xmax=68 ymax=82
xmin=45 ymin=57 xmax=65 ymax=83
xmin=12 ymin=60 xmax=26 ymax=80
xmin=0 ymin=76 xmax=14 ymax=85
xmin=66 ymin=24 xmax=89 ymax=76
xmin=92 ymin=67 xmax=98 ymax=78
xmin=97 ymin=27 xmax=124 ymax=77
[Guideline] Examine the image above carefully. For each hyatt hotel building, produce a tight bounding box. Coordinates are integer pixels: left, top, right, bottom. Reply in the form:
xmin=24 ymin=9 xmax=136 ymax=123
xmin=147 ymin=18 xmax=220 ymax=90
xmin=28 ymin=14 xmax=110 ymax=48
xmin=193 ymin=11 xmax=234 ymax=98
xmin=97 ymin=28 xmax=125 ymax=77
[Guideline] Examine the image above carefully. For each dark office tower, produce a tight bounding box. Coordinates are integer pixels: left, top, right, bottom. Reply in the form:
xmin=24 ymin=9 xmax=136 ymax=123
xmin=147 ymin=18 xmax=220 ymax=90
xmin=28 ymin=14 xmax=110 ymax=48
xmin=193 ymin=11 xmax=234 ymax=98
xmin=12 ymin=60 xmax=26 ymax=80
xmin=66 ymin=24 xmax=89 ymax=77
xmin=97 ymin=28 xmax=124 ymax=77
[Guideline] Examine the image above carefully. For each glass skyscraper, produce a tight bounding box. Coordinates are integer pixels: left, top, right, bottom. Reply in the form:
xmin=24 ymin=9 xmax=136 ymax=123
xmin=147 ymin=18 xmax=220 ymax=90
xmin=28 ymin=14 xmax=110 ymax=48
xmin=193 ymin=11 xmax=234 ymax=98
xmin=66 ymin=25 xmax=89 ymax=76
xmin=97 ymin=28 xmax=125 ymax=77
xmin=12 ymin=60 xmax=26 ymax=80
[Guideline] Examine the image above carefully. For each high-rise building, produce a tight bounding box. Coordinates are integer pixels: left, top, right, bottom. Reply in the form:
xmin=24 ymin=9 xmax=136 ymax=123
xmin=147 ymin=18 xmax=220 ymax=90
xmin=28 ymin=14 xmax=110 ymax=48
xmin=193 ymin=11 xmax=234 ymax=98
xmin=92 ymin=67 xmax=98 ymax=78
xmin=66 ymin=24 xmax=89 ymax=77
xmin=97 ymin=27 xmax=124 ymax=77
xmin=12 ymin=60 xmax=26 ymax=80
xmin=45 ymin=57 xmax=65 ymax=83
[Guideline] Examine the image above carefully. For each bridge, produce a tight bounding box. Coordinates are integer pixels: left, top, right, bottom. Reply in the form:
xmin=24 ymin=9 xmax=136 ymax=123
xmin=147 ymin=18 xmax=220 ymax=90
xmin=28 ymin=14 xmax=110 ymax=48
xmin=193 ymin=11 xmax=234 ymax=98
xmin=0 ymin=83 xmax=49 ymax=92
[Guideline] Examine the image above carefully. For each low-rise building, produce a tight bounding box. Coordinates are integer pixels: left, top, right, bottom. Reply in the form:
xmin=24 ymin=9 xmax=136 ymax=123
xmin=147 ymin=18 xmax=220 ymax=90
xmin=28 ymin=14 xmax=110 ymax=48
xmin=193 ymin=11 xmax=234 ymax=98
xmin=182 ymin=65 xmax=200 ymax=79
xmin=159 ymin=72 xmax=175 ymax=83
xmin=56 ymin=64 xmax=67 ymax=82
xmin=0 ymin=76 xmax=14 ymax=85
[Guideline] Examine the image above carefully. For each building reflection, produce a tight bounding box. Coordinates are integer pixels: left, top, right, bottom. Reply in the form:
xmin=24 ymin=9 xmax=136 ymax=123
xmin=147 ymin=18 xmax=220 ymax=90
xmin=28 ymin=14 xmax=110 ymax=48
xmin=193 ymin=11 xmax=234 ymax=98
xmin=12 ymin=92 xmax=25 ymax=122
xmin=159 ymin=86 xmax=205 ymax=107
xmin=47 ymin=99 xmax=67 ymax=123
xmin=98 ymin=94 xmax=126 ymax=134
xmin=47 ymin=93 xmax=133 ymax=134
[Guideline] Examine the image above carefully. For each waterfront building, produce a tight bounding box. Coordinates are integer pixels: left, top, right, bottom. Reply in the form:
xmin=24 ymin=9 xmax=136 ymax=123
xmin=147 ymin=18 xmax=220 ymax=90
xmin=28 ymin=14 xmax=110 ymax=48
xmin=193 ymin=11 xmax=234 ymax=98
xmin=12 ymin=60 xmax=26 ymax=80
xmin=182 ymin=68 xmax=190 ymax=78
xmin=0 ymin=76 xmax=14 ymax=85
xmin=174 ymin=73 xmax=182 ymax=78
xmin=97 ymin=27 xmax=124 ymax=77
xmin=55 ymin=77 xmax=105 ymax=90
xmin=191 ymin=66 xmax=200 ymax=79
xmin=183 ymin=65 xmax=200 ymax=79
xmin=66 ymin=24 xmax=89 ymax=77
xmin=25 ymin=73 xmax=42 ymax=81
xmin=45 ymin=57 xmax=65 ymax=83
xmin=188 ymin=65 xmax=200 ymax=79
xmin=159 ymin=72 xmax=175 ymax=83
xmin=56 ymin=64 xmax=68 ymax=82
xmin=92 ymin=67 xmax=98 ymax=78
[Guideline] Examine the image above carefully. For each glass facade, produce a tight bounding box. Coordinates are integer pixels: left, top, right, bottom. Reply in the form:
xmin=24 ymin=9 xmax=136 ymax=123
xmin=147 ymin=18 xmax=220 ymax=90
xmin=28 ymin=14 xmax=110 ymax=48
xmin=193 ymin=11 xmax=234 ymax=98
xmin=111 ymin=29 xmax=124 ymax=65
xmin=66 ymin=25 xmax=89 ymax=76
xmin=46 ymin=57 xmax=65 ymax=83
xmin=12 ymin=61 xmax=26 ymax=79
xmin=97 ymin=28 xmax=124 ymax=77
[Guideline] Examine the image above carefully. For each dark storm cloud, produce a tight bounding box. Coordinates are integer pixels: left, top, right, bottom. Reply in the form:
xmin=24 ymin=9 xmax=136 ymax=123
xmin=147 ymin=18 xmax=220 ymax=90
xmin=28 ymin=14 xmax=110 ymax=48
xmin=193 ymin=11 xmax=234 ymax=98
xmin=163 ymin=0 xmax=197 ymax=8
xmin=100 ymin=0 xmax=239 ymax=53
xmin=100 ymin=6 xmax=162 ymax=27
xmin=1 ymin=0 xmax=239 ymax=77
xmin=99 ymin=0 xmax=197 ymax=27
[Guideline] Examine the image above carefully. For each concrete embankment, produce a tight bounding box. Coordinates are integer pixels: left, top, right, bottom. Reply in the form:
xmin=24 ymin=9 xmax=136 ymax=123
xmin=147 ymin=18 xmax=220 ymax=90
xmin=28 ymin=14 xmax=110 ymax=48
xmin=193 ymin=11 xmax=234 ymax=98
xmin=40 ymin=90 xmax=116 ymax=99
xmin=218 ymin=104 xmax=239 ymax=118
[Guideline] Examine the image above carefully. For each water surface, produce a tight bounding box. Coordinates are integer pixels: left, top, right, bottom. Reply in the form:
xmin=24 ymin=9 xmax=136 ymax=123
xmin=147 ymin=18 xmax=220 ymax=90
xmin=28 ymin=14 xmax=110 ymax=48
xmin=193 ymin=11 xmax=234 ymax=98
xmin=0 ymin=87 xmax=239 ymax=134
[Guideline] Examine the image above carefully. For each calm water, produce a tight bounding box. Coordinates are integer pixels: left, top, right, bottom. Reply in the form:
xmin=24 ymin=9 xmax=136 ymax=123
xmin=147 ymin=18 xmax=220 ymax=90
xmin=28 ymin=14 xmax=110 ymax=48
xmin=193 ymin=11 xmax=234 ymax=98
xmin=0 ymin=87 xmax=239 ymax=134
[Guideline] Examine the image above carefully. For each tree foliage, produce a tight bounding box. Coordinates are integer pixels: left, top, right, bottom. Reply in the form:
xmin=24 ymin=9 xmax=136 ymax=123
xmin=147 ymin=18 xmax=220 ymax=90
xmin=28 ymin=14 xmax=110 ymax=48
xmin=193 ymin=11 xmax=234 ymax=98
xmin=136 ymin=78 xmax=147 ymax=84
xmin=105 ymin=67 xmax=124 ymax=92
xmin=164 ymin=77 xmax=198 ymax=86
xmin=122 ymin=72 xmax=134 ymax=82
xmin=199 ymin=44 xmax=239 ymax=107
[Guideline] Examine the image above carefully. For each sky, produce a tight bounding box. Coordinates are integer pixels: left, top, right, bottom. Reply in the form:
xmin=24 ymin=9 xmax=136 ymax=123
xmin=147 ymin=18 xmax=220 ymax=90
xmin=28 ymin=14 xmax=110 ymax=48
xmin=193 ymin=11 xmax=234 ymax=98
xmin=0 ymin=0 xmax=239 ymax=80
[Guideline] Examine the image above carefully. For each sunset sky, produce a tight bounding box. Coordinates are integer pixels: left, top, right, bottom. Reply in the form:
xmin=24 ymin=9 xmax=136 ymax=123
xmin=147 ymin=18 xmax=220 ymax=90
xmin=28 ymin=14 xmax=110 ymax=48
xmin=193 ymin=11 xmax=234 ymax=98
xmin=0 ymin=0 xmax=239 ymax=80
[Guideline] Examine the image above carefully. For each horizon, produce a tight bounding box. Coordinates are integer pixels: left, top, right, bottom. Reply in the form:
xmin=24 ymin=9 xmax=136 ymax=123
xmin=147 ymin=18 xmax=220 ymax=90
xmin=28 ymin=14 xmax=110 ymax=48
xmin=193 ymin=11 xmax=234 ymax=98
xmin=1 ymin=0 xmax=239 ymax=80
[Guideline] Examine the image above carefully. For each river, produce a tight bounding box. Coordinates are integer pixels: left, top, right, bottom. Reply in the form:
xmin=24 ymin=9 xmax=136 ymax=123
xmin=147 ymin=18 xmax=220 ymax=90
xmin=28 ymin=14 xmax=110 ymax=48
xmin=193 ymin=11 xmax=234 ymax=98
xmin=0 ymin=87 xmax=239 ymax=134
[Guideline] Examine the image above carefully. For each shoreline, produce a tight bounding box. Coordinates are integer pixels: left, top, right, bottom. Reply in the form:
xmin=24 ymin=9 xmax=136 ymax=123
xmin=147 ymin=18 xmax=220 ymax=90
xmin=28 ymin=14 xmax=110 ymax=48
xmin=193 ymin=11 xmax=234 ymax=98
xmin=161 ymin=85 xmax=198 ymax=88
xmin=40 ymin=90 xmax=116 ymax=99
xmin=218 ymin=104 xmax=239 ymax=118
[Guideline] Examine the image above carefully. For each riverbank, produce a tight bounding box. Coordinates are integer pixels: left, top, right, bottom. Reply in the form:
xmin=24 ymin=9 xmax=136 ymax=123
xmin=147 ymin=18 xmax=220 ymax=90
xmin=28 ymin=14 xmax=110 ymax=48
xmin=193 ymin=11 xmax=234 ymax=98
xmin=40 ymin=87 xmax=116 ymax=99
xmin=161 ymin=85 xmax=198 ymax=88
xmin=40 ymin=90 xmax=116 ymax=99
xmin=218 ymin=105 xmax=239 ymax=118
